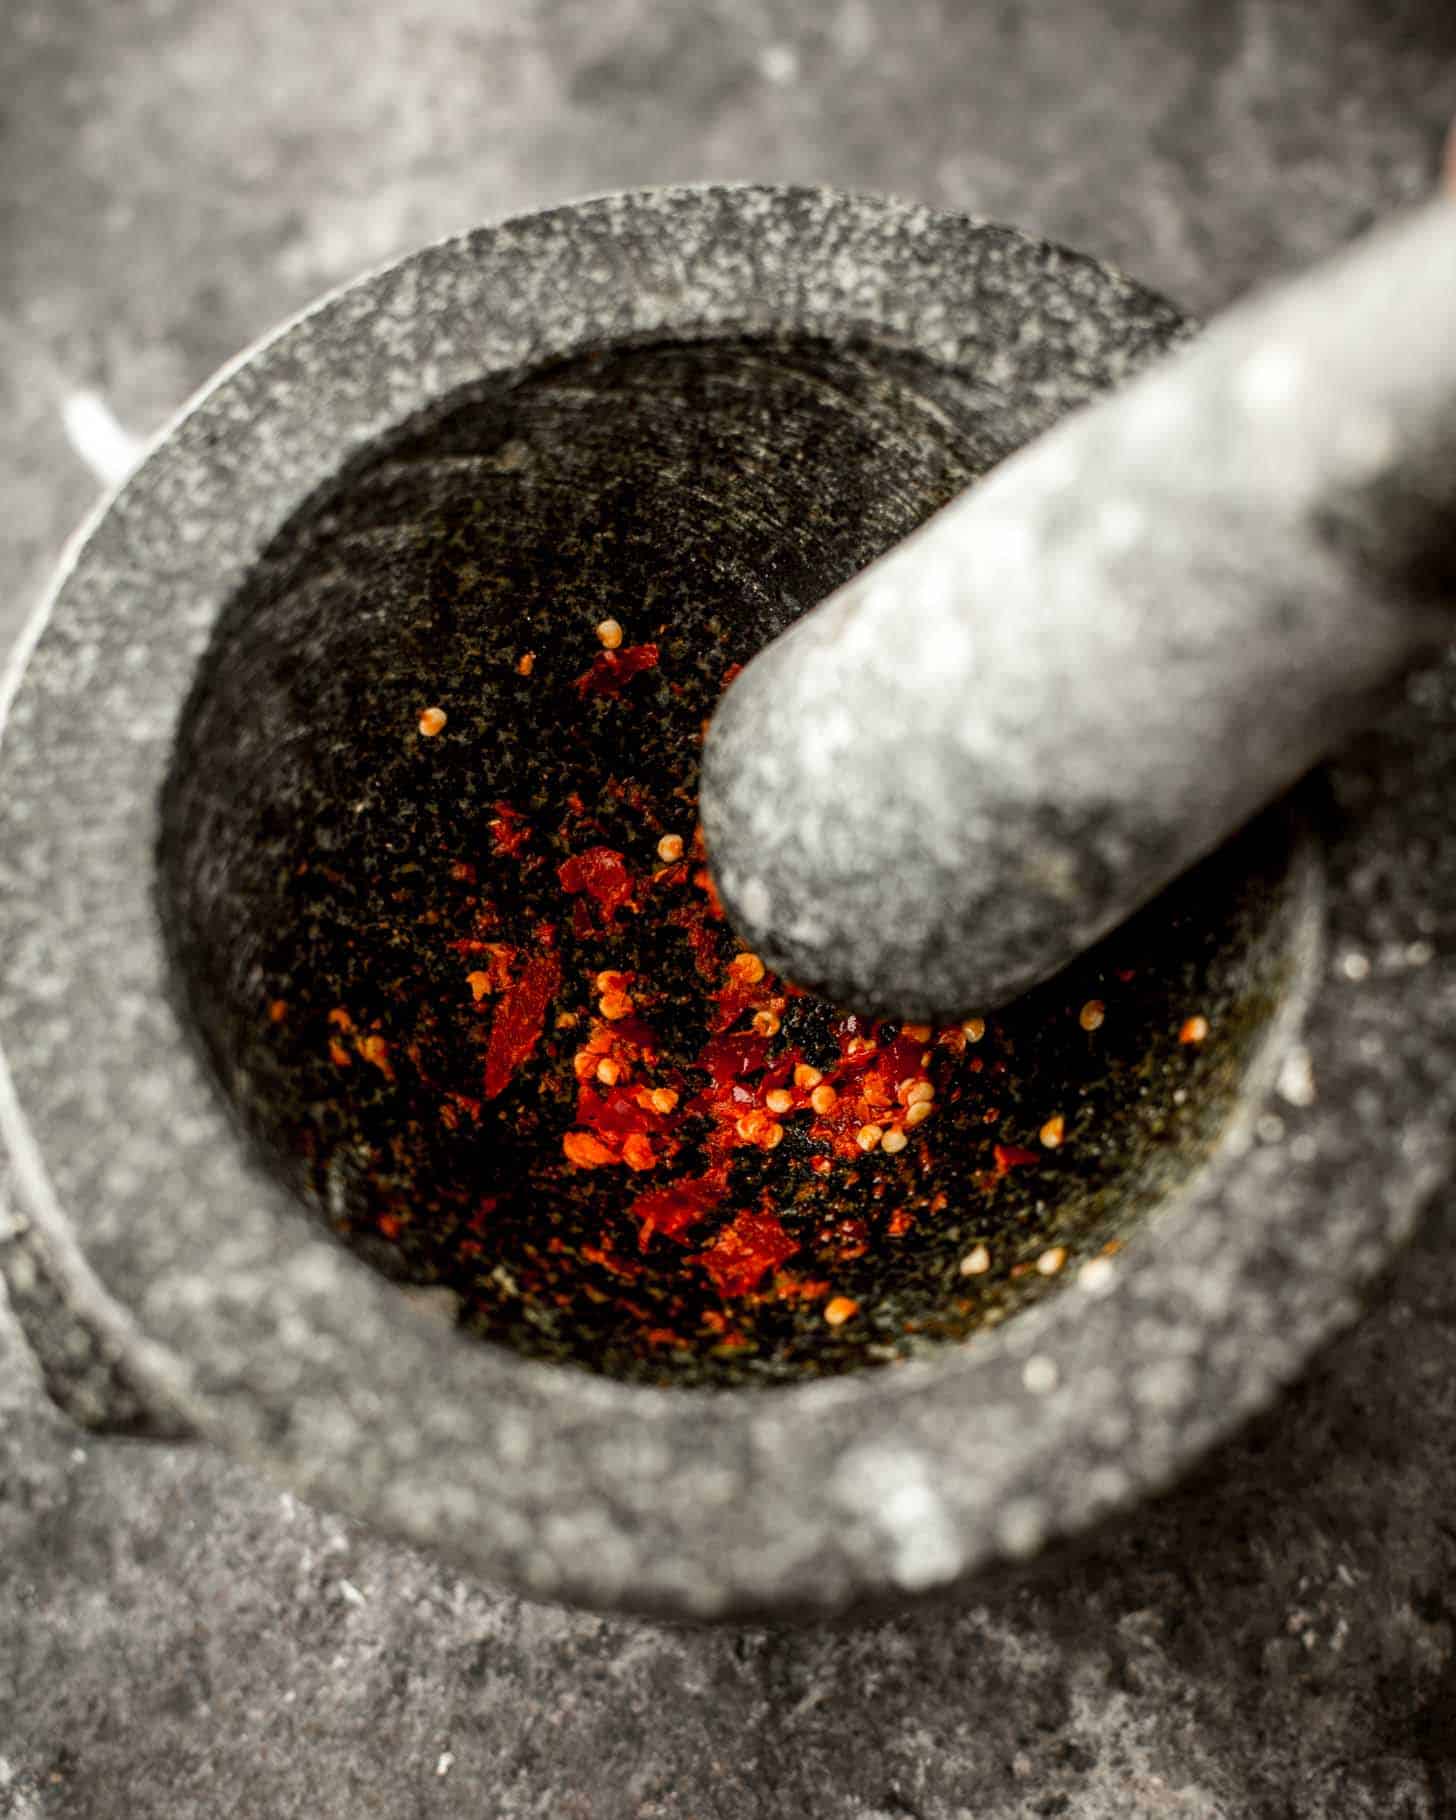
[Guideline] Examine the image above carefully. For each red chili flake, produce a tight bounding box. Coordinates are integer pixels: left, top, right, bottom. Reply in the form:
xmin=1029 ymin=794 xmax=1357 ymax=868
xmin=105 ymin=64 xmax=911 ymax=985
xmin=667 ymin=902 xmax=721 ymax=978
xmin=488 ymin=800 xmax=531 ymax=857
xmin=606 ymin=1013 xmax=662 ymax=1056
xmin=878 ymin=1031 xmax=928 ymax=1086
xmin=483 ymin=932 xmax=561 ymax=1100
xmin=557 ymin=846 xmax=634 ymax=921
xmin=377 ymin=1214 xmax=403 ymax=1240
xmin=573 ymin=642 xmax=660 ymax=699
xmin=698 ymin=1030 xmax=770 ymax=1086
xmin=721 ymin=662 xmax=744 ymax=689
xmin=624 ymin=1123 xmax=659 ymax=1162
xmin=563 ymin=1130 xmax=616 ymax=1169
xmin=575 ymin=1083 xmax=672 ymax=1139
xmin=711 ymin=980 xmax=764 ymax=1033
xmin=695 ymin=1207 xmax=798 ymax=1298
xmin=887 ymin=1207 xmax=914 ymax=1237
xmin=630 ymin=1170 xmax=729 ymax=1248
xmin=994 ymin=1143 xmax=1040 ymax=1173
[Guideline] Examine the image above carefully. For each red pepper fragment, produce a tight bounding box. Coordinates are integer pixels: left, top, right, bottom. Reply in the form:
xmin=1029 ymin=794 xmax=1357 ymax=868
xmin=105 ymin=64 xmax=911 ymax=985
xmin=994 ymin=1143 xmax=1040 ymax=1173
xmin=558 ymin=846 xmax=634 ymax=921
xmin=573 ymin=643 xmax=660 ymax=700
xmin=482 ymin=930 xmax=560 ymax=1100
xmin=563 ymin=1130 xmax=616 ymax=1169
xmin=629 ymin=1169 xmax=729 ymax=1249
xmin=695 ymin=1207 xmax=798 ymax=1297
xmin=697 ymin=1030 xmax=770 ymax=1086
xmin=488 ymin=800 xmax=531 ymax=857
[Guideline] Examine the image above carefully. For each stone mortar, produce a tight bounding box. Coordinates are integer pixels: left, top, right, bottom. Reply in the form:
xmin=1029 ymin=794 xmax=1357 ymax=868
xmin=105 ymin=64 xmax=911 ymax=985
xmin=0 ymin=185 xmax=1451 ymax=1622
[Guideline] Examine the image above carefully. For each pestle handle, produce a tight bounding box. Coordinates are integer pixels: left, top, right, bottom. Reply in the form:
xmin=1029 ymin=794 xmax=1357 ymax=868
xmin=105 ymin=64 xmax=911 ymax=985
xmin=700 ymin=197 xmax=1456 ymax=1020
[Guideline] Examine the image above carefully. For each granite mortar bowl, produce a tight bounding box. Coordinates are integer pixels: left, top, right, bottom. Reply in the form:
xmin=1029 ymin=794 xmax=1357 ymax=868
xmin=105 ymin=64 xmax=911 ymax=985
xmin=1 ymin=187 xmax=1453 ymax=1622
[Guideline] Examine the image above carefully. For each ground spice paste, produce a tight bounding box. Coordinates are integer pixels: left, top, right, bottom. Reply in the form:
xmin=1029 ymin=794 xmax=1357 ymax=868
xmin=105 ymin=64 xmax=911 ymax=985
xmin=172 ymin=339 xmax=1302 ymax=1385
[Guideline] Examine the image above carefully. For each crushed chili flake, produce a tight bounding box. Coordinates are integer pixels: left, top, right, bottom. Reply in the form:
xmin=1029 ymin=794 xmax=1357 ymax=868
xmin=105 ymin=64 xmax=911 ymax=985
xmin=698 ymin=1030 xmax=770 ymax=1086
xmin=994 ymin=1144 xmax=1041 ymax=1173
xmin=563 ymin=1130 xmax=616 ymax=1169
xmin=695 ymin=1207 xmax=798 ymax=1298
xmin=489 ymin=801 xmax=532 ymax=857
xmin=621 ymin=1132 xmax=657 ymax=1172
xmin=483 ymin=934 xmax=561 ymax=1100
xmin=558 ymin=846 xmax=634 ymax=920
xmin=630 ymin=1170 xmax=728 ymax=1248
xmin=573 ymin=642 xmax=659 ymax=699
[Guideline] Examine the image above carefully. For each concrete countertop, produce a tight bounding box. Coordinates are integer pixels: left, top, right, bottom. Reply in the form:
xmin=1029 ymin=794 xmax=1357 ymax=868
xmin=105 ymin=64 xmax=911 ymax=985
xmin=4 ymin=2 xmax=1456 ymax=1813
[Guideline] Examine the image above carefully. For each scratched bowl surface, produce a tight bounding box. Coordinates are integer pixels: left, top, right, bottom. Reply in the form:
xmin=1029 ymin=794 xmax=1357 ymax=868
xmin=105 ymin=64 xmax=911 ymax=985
xmin=1 ymin=188 xmax=1448 ymax=1619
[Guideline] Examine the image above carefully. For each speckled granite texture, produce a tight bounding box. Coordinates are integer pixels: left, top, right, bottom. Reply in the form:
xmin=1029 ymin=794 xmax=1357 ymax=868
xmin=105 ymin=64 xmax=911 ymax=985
xmin=5 ymin=0 xmax=1456 ymax=1814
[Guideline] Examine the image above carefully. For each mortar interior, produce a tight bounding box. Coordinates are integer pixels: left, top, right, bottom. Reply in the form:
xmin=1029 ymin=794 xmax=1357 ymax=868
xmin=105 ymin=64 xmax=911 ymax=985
xmin=159 ymin=331 xmax=1309 ymax=1387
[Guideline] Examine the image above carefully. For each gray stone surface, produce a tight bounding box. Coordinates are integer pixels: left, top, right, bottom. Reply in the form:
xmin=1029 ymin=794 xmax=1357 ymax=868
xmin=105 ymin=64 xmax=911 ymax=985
xmin=4 ymin=0 xmax=1456 ymax=1814
xmin=704 ymin=201 xmax=1456 ymax=1017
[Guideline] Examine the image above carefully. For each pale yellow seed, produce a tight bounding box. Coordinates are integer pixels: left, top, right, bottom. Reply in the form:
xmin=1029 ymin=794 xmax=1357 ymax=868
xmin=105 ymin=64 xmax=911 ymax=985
xmin=905 ymin=1100 xmax=934 ymax=1128
xmin=905 ymin=1080 xmax=934 ymax=1106
xmin=765 ymin=1088 xmax=794 ymax=1114
xmin=762 ymin=1122 xmax=784 ymax=1150
xmin=752 ymin=1008 xmax=781 ymax=1037
xmin=1037 ymin=1246 xmax=1068 ymax=1276
xmin=793 ymin=1063 xmax=822 ymax=1089
xmin=1040 ymin=1114 xmax=1065 ymax=1149
xmin=730 ymin=951 xmax=766 ymax=984
xmin=881 ymin=1127 xmax=908 ymax=1155
xmin=1079 ymin=1000 xmax=1105 ymax=1033
xmin=856 ymin=1123 xmax=884 ymax=1152
xmin=595 ymin=1057 xmax=621 ymax=1086
xmin=599 ymin=991 xmax=634 ymax=1021
xmin=824 ymin=1296 xmax=858 ymax=1328
xmin=960 ymin=1243 xmax=991 ymax=1276
xmin=657 ymin=833 xmax=684 ymax=863
xmin=418 ymin=706 xmax=447 ymax=737
xmin=810 ymin=1084 xmax=838 ymax=1114
xmin=962 ymin=1017 xmax=986 ymax=1043
xmin=595 ymin=617 xmax=623 ymax=649
xmin=650 ymin=1087 xmax=679 ymax=1114
xmin=1179 ymin=1014 xmax=1210 ymax=1045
